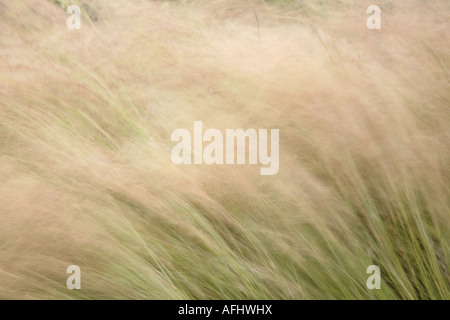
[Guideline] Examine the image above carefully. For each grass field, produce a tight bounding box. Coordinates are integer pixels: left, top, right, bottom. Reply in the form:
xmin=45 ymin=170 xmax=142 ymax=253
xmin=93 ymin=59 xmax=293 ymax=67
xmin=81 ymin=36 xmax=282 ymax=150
xmin=0 ymin=0 xmax=449 ymax=299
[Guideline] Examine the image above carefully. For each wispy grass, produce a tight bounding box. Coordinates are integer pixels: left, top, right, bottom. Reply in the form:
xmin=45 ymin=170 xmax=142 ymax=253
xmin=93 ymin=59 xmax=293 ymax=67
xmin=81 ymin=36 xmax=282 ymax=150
xmin=0 ymin=0 xmax=449 ymax=299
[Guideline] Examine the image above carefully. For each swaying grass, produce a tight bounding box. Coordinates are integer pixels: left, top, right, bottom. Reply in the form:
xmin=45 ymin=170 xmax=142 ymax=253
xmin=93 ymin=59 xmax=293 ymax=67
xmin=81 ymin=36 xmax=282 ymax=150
xmin=0 ymin=0 xmax=449 ymax=299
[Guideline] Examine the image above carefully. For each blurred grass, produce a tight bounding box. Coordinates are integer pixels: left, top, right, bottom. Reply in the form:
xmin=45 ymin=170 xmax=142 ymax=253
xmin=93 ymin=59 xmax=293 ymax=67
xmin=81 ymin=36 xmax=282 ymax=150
xmin=0 ymin=0 xmax=449 ymax=299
